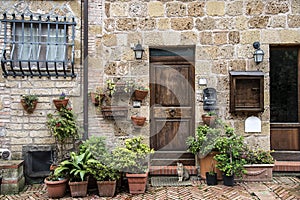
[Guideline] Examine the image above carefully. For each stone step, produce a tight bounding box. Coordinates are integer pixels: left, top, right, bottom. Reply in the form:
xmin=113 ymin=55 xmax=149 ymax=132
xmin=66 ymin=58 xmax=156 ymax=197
xmin=273 ymin=161 xmax=300 ymax=172
xmin=149 ymin=165 xmax=198 ymax=176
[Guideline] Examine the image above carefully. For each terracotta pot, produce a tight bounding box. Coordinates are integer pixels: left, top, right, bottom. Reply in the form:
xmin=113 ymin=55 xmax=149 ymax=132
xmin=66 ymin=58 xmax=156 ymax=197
xmin=131 ymin=116 xmax=146 ymax=126
xmin=90 ymin=93 xmax=105 ymax=106
xmin=69 ymin=180 xmax=88 ymax=197
xmin=126 ymin=173 xmax=148 ymax=194
xmin=199 ymin=151 xmax=222 ymax=180
xmin=44 ymin=178 xmax=68 ymax=198
xmin=53 ymin=99 xmax=69 ymax=110
xmin=134 ymin=90 xmax=148 ymax=101
xmin=97 ymin=180 xmax=116 ymax=197
xmin=21 ymin=99 xmax=38 ymax=114
xmin=201 ymin=114 xmax=216 ymax=126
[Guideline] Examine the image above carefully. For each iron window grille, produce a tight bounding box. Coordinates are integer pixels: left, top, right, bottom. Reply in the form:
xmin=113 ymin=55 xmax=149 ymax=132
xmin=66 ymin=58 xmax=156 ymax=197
xmin=0 ymin=13 xmax=76 ymax=78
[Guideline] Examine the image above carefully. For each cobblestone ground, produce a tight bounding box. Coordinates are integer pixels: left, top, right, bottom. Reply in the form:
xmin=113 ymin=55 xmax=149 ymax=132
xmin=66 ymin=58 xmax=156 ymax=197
xmin=1 ymin=177 xmax=299 ymax=200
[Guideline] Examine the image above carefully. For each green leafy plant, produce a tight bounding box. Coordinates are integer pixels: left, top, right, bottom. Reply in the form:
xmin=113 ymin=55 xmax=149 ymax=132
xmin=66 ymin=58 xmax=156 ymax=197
xmin=54 ymin=150 xmax=92 ymax=182
xmin=82 ymin=136 xmax=120 ymax=181
xmin=243 ymin=149 xmax=275 ymax=164
xmin=21 ymin=94 xmax=38 ymax=110
xmin=47 ymin=107 xmax=79 ymax=142
xmin=186 ymin=124 xmax=221 ymax=157
xmin=214 ymin=125 xmax=247 ymax=177
xmin=112 ymin=136 xmax=154 ymax=173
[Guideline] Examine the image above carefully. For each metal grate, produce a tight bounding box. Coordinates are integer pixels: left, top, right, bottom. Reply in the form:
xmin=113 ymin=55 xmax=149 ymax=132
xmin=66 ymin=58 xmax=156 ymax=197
xmin=0 ymin=13 xmax=76 ymax=78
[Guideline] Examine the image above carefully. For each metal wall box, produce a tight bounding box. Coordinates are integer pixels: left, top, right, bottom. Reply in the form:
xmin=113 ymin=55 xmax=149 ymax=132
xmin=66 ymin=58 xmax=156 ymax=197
xmin=230 ymin=71 xmax=264 ymax=112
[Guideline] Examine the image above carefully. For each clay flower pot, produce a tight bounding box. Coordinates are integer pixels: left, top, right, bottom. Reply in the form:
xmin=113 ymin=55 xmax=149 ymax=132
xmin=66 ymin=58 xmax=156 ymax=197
xmin=53 ymin=99 xmax=69 ymax=110
xmin=131 ymin=116 xmax=146 ymax=126
xmin=21 ymin=99 xmax=38 ymax=114
xmin=134 ymin=90 xmax=148 ymax=101
xmin=97 ymin=180 xmax=116 ymax=197
xmin=126 ymin=173 xmax=148 ymax=194
xmin=44 ymin=178 xmax=68 ymax=198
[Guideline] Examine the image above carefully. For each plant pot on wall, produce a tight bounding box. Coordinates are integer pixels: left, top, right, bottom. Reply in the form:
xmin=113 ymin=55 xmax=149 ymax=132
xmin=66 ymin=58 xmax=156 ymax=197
xmin=53 ymin=99 xmax=69 ymax=110
xmin=131 ymin=116 xmax=146 ymax=127
xmin=90 ymin=92 xmax=105 ymax=106
xmin=21 ymin=99 xmax=38 ymax=114
xmin=133 ymin=90 xmax=148 ymax=101
xmin=201 ymin=114 xmax=216 ymax=126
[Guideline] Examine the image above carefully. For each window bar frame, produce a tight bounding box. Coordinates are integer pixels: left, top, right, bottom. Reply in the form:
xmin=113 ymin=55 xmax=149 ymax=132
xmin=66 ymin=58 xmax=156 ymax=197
xmin=1 ymin=13 xmax=77 ymax=78
xmin=54 ymin=16 xmax=59 ymax=77
xmin=45 ymin=15 xmax=51 ymax=77
xmin=71 ymin=17 xmax=75 ymax=77
xmin=36 ymin=15 xmax=42 ymax=78
xmin=62 ymin=16 xmax=67 ymax=77
xmin=27 ymin=15 xmax=34 ymax=77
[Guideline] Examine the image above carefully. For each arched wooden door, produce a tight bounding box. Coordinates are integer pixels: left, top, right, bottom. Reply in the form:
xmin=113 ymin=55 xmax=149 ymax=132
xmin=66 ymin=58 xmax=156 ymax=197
xmin=150 ymin=47 xmax=195 ymax=166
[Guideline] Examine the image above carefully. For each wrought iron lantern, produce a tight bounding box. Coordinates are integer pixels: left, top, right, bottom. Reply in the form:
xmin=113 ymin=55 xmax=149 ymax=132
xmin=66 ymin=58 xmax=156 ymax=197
xmin=253 ymin=42 xmax=264 ymax=64
xmin=133 ymin=42 xmax=144 ymax=60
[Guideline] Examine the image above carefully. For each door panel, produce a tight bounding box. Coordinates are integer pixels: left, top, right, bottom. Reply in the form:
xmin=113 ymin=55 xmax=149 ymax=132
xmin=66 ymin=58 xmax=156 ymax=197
xmin=270 ymin=47 xmax=300 ymax=154
xmin=150 ymin=48 xmax=195 ymax=166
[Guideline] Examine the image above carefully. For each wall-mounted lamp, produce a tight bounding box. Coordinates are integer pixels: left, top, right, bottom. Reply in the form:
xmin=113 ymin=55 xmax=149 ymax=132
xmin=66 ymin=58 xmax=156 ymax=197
xmin=133 ymin=42 xmax=144 ymax=60
xmin=253 ymin=42 xmax=264 ymax=64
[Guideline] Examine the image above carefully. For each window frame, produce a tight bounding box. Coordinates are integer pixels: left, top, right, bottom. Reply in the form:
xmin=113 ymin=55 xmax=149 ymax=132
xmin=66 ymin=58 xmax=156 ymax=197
xmin=1 ymin=13 xmax=76 ymax=78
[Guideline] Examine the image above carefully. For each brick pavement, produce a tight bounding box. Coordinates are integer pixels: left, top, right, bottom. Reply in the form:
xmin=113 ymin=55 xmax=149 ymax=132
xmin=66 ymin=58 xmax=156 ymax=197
xmin=0 ymin=176 xmax=299 ymax=200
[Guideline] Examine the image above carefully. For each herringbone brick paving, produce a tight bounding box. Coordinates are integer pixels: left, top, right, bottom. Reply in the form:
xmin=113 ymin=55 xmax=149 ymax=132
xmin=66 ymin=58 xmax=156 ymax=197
xmin=0 ymin=177 xmax=299 ymax=200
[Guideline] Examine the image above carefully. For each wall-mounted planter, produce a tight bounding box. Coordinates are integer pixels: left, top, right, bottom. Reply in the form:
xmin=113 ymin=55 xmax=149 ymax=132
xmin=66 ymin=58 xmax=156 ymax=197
xmin=21 ymin=99 xmax=38 ymax=114
xmin=101 ymin=106 xmax=128 ymax=119
xmin=53 ymin=99 xmax=69 ymax=110
xmin=133 ymin=90 xmax=148 ymax=101
xmin=90 ymin=93 xmax=105 ymax=106
xmin=131 ymin=116 xmax=146 ymax=127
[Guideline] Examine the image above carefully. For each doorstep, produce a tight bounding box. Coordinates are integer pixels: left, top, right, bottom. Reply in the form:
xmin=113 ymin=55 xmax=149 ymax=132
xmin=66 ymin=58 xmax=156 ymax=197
xmin=273 ymin=161 xmax=300 ymax=172
xmin=149 ymin=166 xmax=198 ymax=176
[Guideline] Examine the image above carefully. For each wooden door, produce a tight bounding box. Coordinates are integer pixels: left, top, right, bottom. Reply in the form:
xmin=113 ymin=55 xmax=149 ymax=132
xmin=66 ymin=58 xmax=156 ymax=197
xmin=149 ymin=47 xmax=195 ymax=166
xmin=270 ymin=46 xmax=300 ymax=161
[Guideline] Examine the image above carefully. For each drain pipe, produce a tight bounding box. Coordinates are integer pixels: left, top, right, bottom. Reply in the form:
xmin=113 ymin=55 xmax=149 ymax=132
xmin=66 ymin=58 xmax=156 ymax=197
xmin=83 ymin=0 xmax=88 ymax=140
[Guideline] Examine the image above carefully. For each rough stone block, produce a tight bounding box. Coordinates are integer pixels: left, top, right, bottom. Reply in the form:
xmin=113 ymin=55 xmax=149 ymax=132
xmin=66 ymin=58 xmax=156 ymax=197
xmin=206 ymin=1 xmax=225 ymax=16
xmin=148 ymin=1 xmax=164 ymax=17
xmin=187 ymin=2 xmax=205 ymax=17
xmin=171 ymin=18 xmax=193 ymax=31
xmin=166 ymin=2 xmax=186 ymax=17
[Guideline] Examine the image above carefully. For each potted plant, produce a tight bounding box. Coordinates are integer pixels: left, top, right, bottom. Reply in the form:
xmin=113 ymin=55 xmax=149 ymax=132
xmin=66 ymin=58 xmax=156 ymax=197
xmin=20 ymin=94 xmax=38 ymax=114
xmin=205 ymin=162 xmax=218 ymax=186
xmin=186 ymin=124 xmax=222 ymax=180
xmin=131 ymin=115 xmax=147 ymax=127
xmin=113 ymin=136 xmax=154 ymax=194
xmin=90 ymin=87 xmax=105 ymax=106
xmin=47 ymin=107 xmax=79 ymax=163
xmin=214 ymin=125 xmax=247 ymax=186
xmin=83 ymin=136 xmax=120 ymax=197
xmin=54 ymin=150 xmax=92 ymax=197
xmin=240 ymin=148 xmax=275 ymax=182
xmin=44 ymin=170 xmax=68 ymax=198
xmin=53 ymin=92 xmax=69 ymax=110
xmin=133 ymin=85 xmax=149 ymax=101
xmin=201 ymin=111 xmax=217 ymax=127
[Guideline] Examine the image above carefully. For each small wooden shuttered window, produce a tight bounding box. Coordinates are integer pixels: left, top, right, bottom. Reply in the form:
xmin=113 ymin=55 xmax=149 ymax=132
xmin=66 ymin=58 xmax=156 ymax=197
xmin=0 ymin=13 xmax=76 ymax=78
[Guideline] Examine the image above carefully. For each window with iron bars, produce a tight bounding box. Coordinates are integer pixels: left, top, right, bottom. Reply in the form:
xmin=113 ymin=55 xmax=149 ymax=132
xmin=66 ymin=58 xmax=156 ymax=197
xmin=0 ymin=13 xmax=76 ymax=78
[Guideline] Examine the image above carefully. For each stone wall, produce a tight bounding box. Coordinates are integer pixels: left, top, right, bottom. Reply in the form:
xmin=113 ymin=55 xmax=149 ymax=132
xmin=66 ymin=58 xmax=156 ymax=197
xmin=87 ymin=0 xmax=300 ymax=150
xmin=0 ymin=0 xmax=83 ymax=159
xmin=0 ymin=0 xmax=300 ymax=159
